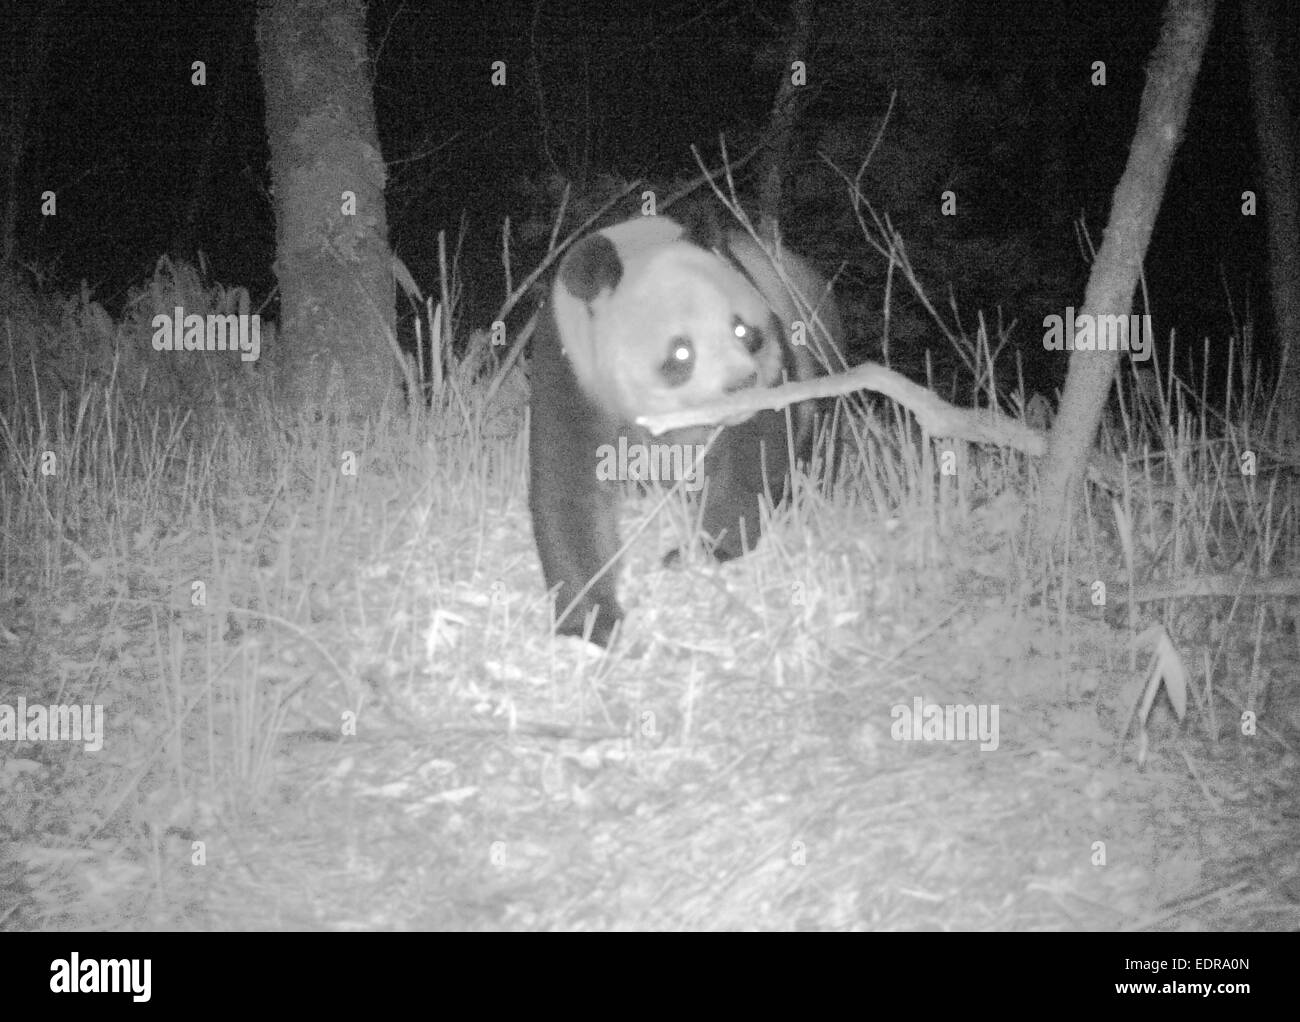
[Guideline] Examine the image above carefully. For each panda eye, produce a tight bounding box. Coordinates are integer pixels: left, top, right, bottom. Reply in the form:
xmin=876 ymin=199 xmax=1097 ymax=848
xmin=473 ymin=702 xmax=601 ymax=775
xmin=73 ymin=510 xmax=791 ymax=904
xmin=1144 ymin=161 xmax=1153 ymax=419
xmin=734 ymin=317 xmax=764 ymax=355
xmin=660 ymin=336 xmax=695 ymax=386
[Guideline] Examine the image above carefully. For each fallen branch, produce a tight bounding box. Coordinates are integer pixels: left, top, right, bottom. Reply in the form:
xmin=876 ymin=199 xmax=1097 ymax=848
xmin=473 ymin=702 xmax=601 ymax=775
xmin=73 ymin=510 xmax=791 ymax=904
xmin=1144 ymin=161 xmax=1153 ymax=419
xmin=639 ymin=361 xmax=1046 ymax=453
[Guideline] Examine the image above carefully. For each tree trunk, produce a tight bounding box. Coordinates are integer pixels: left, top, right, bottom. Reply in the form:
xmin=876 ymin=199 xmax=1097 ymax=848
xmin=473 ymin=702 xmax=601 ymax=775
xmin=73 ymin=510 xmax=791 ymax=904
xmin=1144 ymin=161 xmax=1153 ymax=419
xmin=1241 ymin=0 xmax=1300 ymax=442
xmin=256 ymin=0 xmax=398 ymax=417
xmin=757 ymin=0 xmax=814 ymax=235
xmin=1033 ymin=0 xmax=1217 ymax=551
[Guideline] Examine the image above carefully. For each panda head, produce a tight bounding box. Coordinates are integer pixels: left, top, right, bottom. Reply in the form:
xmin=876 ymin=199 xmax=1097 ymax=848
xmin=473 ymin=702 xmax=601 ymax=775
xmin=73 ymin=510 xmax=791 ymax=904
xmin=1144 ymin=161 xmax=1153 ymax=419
xmin=552 ymin=214 xmax=786 ymax=425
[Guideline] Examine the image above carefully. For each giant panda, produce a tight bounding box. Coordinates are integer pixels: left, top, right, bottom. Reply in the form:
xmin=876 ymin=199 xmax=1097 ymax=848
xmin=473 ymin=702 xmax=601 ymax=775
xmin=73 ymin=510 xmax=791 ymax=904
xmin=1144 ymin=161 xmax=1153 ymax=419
xmin=528 ymin=204 xmax=843 ymax=647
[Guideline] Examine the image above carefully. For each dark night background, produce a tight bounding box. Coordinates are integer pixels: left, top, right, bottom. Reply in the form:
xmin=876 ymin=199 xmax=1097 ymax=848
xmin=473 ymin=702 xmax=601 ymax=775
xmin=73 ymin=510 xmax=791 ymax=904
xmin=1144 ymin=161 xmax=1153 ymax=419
xmin=5 ymin=0 xmax=1295 ymax=393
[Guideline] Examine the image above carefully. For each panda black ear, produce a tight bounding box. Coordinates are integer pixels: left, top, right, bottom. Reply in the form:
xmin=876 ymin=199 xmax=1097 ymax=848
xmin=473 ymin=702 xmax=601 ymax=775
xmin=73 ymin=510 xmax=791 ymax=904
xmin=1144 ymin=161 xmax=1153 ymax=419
xmin=559 ymin=233 xmax=623 ymax=302
xmin=672 ymin=200 xmax=729 ymax=252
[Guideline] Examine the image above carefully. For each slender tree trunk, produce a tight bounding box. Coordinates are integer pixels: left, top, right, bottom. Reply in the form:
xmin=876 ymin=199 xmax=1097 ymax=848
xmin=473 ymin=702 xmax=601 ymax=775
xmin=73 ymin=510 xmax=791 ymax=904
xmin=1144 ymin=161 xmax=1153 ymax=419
xmin=757 ymin=0 xmax=814 ymax=235
xmin=1034 ymin=0 xmax=1217 ymax=551
xmin=256 ymin=0 xmax=398 ymax=416
xmin=1241 ymin=0 xmax=1300 ymax=441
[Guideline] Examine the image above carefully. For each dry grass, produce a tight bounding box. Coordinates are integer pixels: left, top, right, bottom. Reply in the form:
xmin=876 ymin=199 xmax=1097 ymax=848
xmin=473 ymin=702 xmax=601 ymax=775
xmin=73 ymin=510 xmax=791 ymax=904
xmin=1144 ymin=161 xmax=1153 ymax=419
xmin=0 ymin=263 xmax=1296 ymax=932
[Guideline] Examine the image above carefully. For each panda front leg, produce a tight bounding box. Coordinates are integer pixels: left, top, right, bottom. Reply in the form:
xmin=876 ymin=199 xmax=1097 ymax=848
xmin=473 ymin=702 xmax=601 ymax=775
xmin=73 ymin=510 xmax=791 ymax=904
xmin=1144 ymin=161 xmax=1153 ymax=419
xmin=528 ymin=338 xmax=626 ymax=646
xmin=697 ymin=409 xmax=795 ymax=561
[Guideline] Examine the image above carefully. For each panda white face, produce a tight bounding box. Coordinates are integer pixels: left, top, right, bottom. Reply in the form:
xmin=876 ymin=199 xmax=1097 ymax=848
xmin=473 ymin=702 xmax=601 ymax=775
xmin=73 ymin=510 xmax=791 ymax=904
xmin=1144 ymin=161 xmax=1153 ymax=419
xmin=587 ymin=242 xmax=784 ymax=424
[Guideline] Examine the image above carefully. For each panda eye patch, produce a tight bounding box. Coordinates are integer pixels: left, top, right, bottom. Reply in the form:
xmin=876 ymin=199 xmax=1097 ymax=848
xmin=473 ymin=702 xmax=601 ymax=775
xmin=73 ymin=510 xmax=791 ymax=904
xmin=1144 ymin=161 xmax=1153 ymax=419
xmin=734 ymin=317 xmax=764 ymax=354
xmin=660 ymin=335 xmax=695 ymax=386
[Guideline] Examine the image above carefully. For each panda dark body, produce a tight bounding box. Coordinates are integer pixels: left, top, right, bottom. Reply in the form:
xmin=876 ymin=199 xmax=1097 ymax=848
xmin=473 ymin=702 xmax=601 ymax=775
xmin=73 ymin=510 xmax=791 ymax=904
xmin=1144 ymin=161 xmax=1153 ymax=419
xmin=529 ymin=207 xmax=842 ymax=647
